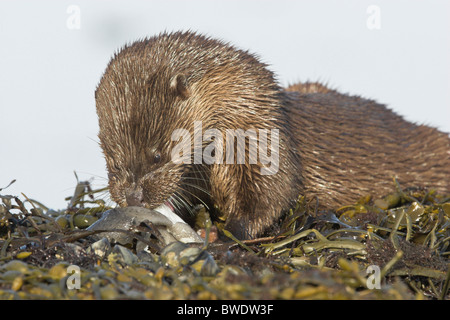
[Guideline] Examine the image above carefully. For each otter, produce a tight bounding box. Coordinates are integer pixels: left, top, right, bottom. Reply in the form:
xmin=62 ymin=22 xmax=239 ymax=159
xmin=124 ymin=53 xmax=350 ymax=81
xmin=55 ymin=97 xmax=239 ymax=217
xmin=95 ymin=31 xmax=450 ymax=240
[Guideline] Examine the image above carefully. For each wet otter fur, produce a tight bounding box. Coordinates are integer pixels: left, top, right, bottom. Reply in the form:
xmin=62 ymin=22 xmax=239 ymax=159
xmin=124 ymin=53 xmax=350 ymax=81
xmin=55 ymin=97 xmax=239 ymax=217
xmin=95 ymin=31 xmax=450 ymax=240
xmin=286 ymin=82 xmax=450 ymax=207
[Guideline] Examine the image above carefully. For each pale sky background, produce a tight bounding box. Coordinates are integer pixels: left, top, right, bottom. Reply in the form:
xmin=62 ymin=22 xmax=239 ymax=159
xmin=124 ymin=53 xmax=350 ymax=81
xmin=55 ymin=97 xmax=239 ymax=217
xmin=1 ymin=0 xmax=449 ymax=210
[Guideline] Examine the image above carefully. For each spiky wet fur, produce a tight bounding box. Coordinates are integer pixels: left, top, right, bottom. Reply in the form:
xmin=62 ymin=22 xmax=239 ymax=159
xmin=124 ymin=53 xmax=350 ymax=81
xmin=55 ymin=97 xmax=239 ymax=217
xmin=96 ymin=31 xmax=450 ymax=240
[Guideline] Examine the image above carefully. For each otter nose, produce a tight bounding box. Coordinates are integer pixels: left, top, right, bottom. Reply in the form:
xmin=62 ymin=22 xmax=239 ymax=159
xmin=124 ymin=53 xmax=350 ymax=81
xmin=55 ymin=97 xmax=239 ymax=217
xmin=125 ymin=188 xmax=144 ymax=207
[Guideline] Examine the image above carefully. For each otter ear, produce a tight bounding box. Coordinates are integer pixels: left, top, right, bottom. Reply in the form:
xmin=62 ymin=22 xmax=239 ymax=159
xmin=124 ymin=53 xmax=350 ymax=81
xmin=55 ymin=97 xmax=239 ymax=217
xmin=170 ymin=74 xmax=190 ymax=100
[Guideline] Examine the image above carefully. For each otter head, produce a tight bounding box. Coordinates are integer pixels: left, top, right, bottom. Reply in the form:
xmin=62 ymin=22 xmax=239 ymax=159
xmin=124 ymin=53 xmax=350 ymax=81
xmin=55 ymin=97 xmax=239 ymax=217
xmin=95 ymin=31 xmax=282 ymax=218
xmin=95 ymin=44 xmax=198 ymax=212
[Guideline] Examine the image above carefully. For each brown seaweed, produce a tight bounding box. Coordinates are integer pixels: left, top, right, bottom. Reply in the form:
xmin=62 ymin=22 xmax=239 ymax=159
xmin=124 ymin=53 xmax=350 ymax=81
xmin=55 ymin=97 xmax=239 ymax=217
xmin=0 ymin=177 xmax=448 ymax=299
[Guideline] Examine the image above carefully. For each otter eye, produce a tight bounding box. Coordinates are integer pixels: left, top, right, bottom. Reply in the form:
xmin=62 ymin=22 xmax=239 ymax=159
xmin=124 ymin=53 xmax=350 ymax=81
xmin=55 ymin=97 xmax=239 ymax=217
xmin=154 ymin=152 xmax=161 ymax=164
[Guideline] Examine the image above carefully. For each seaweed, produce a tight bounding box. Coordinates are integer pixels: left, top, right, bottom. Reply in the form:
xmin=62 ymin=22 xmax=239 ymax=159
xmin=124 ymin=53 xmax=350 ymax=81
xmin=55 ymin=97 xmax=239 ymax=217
xmin=0 ymin=177 xmax=448 ymax=299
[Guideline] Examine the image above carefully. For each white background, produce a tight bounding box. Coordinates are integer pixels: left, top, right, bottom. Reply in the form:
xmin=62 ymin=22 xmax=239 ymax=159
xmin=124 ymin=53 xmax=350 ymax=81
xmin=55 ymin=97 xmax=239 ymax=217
xmin=1 ymin=0 xmax=449 ymax=210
